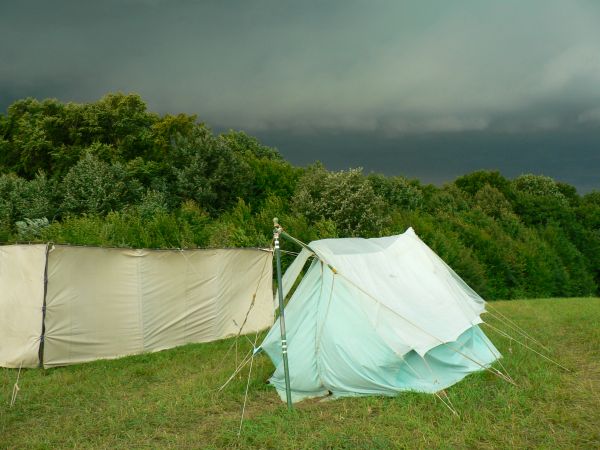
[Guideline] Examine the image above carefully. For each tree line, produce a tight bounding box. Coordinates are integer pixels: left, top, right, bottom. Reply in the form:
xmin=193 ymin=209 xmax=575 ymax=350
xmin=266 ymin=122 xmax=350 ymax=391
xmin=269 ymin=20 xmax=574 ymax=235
xmin=1 ymin=93 xmax=599 ymax=300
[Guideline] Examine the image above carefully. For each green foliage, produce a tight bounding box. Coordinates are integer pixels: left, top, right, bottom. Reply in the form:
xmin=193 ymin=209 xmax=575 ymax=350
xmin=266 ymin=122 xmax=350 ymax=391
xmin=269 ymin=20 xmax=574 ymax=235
xmin=60 ymin=153 xmax=127 ymax=216
xmin=511 ymin=174 xmax=573 ymax=226
xmin=0 ymin=93 xmax=599 ymax=298
xmin=513 ymin=174 xmax=567 ymax=200
xmin=473 ymin=184 xmax=514 ymax=221
xmin=40 ymin=209 xmax=209 ymax=249
xmin=455 ymin=170 xmax=511 ymax=197
xmin=15 ymin=217 xmax=50 ymax=240
xmin=424 ymin=184 xmax=470 ymax=214
xmin=74 ymin=93 xmax=157 ymax=161
xmin=368 ymin=173 xmax=423 ymax=210
xmin=0 ymin=172 xmax=55 ymax=228
xmin=0 ymin=98 xmax=61 ymax=176
xmin=221 ymin=130 xmax=282 ymax=160
xmin=293 ymin=165 xmax=387 ymax=237
xmin=171 ymin=126 xmax=253 ymax=214
xmin=134 ymin=190 xmax=169 ymax=220
xmin=242 ymin=155 xmax=300 ymax=209
xmin=540 ymin=224 xmax=596 ymax=296
xmin=0 ymin=94 xmax=160 ymax=177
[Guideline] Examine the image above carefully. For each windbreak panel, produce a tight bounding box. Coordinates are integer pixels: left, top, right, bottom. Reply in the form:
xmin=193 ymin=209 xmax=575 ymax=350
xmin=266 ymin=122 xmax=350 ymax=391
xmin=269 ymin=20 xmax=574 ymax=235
xmin=0 ymin=245 xmax=47 ymax=368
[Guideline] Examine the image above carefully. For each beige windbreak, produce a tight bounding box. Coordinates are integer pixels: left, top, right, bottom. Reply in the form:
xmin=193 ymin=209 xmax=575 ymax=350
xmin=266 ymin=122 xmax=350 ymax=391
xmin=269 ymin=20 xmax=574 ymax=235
xmin=0 ymin=245 xmax=274 ymax=368
xmin=0 ymin=244 xmax=47 ymax=368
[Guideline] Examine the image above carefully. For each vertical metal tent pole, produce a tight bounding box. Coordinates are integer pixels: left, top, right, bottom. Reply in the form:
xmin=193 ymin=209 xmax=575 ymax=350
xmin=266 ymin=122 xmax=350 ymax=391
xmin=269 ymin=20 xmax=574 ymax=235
xmin=273 ymin=218 xmax=293 ymax=410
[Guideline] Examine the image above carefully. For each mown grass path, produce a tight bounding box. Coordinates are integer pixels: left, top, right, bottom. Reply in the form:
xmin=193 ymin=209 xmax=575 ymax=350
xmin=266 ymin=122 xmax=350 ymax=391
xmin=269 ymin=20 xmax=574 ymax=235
xmin=1 ymin=297 xmax=599 ymax=449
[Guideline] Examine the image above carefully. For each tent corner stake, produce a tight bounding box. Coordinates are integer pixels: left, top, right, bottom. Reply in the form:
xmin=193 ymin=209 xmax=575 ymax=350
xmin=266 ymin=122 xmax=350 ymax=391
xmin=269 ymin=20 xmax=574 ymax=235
xmin=273 ymin=218 xmax=293 ymax=410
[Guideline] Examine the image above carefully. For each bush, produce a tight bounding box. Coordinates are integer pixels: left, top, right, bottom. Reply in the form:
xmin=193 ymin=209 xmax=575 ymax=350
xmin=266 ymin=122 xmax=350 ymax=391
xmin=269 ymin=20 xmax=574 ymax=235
xmin=368 ymin=174 xmax=423 ymax=210
xmin=455 ymin=170 xmax=511 ymax=197
xmin=60 ymin=153 xmax=126 ymax=215
xmin=15 ymin=218 xmax=50 ymax=241
xmin=171 ymin=127 xmax=253 ymax=214
xmin=0 ymin=172 xmax=55 ymax=227
xmin=473 ymin=184 xmax=514 ymax=221
xmin=293 ymin=165 xmax=387 ymax=237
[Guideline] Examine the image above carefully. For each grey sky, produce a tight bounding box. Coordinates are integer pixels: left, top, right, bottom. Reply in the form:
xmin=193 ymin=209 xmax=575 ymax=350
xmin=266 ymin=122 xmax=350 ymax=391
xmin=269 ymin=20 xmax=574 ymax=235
xmin=1 ymin=0 xmax=600 ymax=190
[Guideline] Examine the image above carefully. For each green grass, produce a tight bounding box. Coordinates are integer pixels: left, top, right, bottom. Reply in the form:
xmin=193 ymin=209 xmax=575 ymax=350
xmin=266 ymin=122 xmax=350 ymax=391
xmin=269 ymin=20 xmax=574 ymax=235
xmin=2 ymin=297 xmax=599 ymax=449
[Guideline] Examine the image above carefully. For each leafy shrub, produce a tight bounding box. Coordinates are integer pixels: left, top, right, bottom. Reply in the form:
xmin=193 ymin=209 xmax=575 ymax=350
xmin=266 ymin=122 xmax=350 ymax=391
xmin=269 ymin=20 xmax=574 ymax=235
xmin=455 ymin=170 xmax=511 ymax=197
xmin=0 ymin=172 xmax=55 ymax=226
xmin=293 ymin=165 xmax=387 ymax=237
xmin=368 ymin=174 xmax=423 ymax=210
xmin=511 ymin=174 xmax=572 ymax=226
xmin=60 ymin=153 xmax=126 ymax=215
xmin=136 ymin=190 xmax=169 ymax=220
xmin=473 ymin=184 xmax=514 ymax=220
xmin=171 ymin=127 xmax=253 ymax=214
xmin=15 ymin=218 xmax=50 ymax=240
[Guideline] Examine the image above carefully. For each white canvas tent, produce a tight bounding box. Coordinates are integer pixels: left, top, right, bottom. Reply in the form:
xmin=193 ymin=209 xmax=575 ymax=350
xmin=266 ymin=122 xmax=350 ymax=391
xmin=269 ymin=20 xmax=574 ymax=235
xmin=261 ymin=228 xmax=501 ymax=402
xmin=0 ymin=244 xmax=274 ymax=368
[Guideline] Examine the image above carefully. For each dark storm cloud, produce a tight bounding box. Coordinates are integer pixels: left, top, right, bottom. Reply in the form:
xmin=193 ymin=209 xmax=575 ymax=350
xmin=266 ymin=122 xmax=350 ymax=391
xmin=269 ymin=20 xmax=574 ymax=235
xmin=1 ymin=0 xmax=599 ymax=190
xmin=253 ymin=128 xmax=600 ymax=193
xmin=3 ymin=0 xmax=600 ymax=131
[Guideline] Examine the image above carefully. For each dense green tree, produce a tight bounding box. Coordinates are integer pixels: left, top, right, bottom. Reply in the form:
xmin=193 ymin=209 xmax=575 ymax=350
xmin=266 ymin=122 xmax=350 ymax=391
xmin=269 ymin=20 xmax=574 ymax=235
xmin=171 ymin=126 xmax=253 ymax=214
xmin=0 ymin=172 xmax=56 ymax=225
xmin=511 ymin=174 xmax=572 ymax=226
xmin=368 ymin=173 xmax=423 ymax=210
xmin=454 ymin=170 xmax=511 ymax=197
xmin=473 ymin=184 xmax=514 ymax=221
xmin=221 ymin=130 xmax=282 ymax=160
xmin=1 ymin=93 xmax=598 ymax=298
xmin=60 ymin=153 xmax=127 ymax=215
xmin=293 ymin=165 xmax=387 ymax=237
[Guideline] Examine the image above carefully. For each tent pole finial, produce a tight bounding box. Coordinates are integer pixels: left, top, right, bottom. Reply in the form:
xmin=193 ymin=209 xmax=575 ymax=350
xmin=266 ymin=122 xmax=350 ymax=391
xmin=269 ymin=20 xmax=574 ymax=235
xmin=273 ymin=218 xmax=293 ymax=410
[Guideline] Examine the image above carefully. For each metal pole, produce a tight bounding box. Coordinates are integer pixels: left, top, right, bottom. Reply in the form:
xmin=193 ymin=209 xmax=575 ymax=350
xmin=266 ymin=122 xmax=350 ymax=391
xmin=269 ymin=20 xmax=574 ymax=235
xmin=273 ymin=218 xmax=293 ymax=410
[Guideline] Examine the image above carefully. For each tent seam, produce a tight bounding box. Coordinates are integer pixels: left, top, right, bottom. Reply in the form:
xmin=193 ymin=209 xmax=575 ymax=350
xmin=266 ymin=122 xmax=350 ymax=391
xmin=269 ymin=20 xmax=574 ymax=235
xmin=38 ymin=243 xmax=50 ymax=368
xmin=136 ymin=251 xmax=145 ymax=353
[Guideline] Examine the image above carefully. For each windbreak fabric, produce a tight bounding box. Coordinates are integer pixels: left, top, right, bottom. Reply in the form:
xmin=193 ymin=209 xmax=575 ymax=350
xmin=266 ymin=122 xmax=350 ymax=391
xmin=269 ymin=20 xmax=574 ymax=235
xmin=1 ymin=245 xmax=274 ymax=368
xmin=0 ymin=245 xmax=47 ymax=368
xmin=44 ymin=247 xmax=145 ymax=367
xmin=43 ymin=246 xmax=273 ymax=368
xmin=261 ymin=228 xmax=499 ymax=402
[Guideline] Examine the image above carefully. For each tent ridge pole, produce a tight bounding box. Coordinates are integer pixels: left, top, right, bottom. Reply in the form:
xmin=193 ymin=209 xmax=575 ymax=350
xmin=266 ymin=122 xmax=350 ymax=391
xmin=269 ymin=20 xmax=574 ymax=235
xmin=273 ymin=218 xmax=293 ymax=410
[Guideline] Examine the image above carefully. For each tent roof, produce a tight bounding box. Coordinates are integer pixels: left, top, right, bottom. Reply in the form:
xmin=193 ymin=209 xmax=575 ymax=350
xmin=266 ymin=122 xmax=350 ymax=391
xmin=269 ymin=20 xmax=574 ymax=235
xmin=262 ymin=228 xmax=499 ymax=402
xmin=280 ymin=227 xmax=486 ymax=356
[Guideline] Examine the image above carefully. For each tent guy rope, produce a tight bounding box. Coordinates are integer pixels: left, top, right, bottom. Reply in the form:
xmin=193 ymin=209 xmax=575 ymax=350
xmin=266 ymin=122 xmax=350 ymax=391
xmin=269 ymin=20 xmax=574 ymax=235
xmin=10 ymin=362 xmax=22 ymax=408
xmin=266 ymin=227 xmax=565 ymax=390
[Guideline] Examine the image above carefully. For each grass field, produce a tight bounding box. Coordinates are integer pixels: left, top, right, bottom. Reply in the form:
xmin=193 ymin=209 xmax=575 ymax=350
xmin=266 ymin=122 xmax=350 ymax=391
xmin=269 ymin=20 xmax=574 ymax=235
xmin=1 ymin=297 xmax=599 ymax=449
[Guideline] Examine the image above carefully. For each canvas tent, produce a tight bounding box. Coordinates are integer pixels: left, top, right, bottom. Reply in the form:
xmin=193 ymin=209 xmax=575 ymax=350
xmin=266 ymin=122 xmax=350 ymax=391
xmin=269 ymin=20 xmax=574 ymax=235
xmin=261 ymin=227 xmax=500 ymax=402
xmin=0 ymin=244 xmax=274 ymax=369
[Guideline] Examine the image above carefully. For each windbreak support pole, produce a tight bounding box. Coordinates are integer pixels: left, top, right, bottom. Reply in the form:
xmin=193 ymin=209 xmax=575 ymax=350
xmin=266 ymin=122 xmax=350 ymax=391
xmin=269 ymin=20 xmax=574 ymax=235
xmin=273 ymin=218 xmax=293 ymax=410
xmin=38 ymin=242 xmax=51 ymax=368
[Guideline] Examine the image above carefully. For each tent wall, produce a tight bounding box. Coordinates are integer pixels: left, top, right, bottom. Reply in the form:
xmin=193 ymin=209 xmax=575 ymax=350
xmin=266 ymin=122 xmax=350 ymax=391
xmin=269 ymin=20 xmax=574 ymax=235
xmin=1 ymin=245 xmax=273 ymax=368
xmin=0 ymin=244 xmax=47 ymax=368
xmin=261 ymin=228 xmax=499 ymax=402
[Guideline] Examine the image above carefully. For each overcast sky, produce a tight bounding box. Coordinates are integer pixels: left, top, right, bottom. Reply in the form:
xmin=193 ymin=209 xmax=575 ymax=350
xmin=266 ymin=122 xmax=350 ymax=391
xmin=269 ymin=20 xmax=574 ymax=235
xmin=1 ymin=0 xmax=599 ymax=191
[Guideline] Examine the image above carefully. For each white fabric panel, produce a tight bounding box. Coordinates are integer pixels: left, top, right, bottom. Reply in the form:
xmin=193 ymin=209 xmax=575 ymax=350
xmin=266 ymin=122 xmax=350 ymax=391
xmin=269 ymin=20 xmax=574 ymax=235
xmin=0 ymin=245 xmax=46 ymax=368
xmin=139 ymin=249 xmax=274 ymax=350
xmin=214 ymin=249 xmax=274 ymax=338
xmin=42 ymin=246 xmax=273 ymax=367
xmin=275 ymin=247 xmax=312 ymax=309
xmin=139 ymin=249 xmax=218 ymax=351
xmin=309 ymin=228 xmax=485 ymax=356
xmin=44 ymin=246 xmax=143 ymax=367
